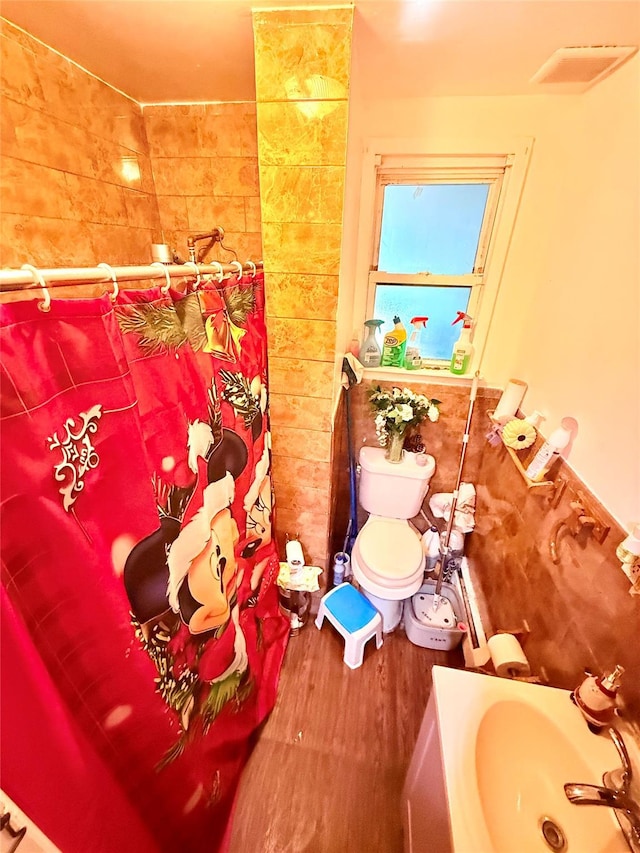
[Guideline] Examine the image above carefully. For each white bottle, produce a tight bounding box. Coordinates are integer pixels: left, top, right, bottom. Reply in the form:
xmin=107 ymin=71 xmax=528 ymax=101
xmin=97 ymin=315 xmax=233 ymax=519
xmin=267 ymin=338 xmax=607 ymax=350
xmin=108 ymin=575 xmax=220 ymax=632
xmin=525 ymin=424 xmax=572 ymax=481
xmin=421 ymin=526 xmax=440 ymax=572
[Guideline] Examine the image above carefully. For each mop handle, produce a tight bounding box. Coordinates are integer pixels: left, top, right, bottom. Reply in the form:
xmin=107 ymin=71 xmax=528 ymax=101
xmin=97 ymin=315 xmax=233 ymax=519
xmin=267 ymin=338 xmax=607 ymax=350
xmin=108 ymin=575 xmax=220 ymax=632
xmin=435 ymin=371 xmax=480 ymax=598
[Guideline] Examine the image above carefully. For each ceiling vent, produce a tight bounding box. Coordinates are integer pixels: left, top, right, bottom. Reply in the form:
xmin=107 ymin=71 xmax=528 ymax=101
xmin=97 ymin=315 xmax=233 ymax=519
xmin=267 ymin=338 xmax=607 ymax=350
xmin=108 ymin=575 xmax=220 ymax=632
xmin=530 ymin=46 xmax=637 ymax=90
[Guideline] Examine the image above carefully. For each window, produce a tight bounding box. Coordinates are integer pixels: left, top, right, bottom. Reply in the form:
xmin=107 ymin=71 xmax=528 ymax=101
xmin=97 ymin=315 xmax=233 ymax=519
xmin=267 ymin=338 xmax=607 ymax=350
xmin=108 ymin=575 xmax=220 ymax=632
xmin=354 ymin=141 xmax=532 ymax=376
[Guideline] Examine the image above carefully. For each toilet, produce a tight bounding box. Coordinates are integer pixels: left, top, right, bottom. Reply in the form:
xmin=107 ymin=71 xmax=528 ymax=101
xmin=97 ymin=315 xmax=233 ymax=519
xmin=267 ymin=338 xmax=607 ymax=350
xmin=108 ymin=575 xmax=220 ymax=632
xmin=351 ymin=445 xmax=436 ymax=632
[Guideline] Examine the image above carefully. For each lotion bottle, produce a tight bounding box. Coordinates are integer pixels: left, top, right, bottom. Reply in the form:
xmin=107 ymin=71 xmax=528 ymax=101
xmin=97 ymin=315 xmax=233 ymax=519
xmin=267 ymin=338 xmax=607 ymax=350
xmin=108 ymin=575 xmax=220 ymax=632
xmin=524 ymin=423 xmax=572 ymax=481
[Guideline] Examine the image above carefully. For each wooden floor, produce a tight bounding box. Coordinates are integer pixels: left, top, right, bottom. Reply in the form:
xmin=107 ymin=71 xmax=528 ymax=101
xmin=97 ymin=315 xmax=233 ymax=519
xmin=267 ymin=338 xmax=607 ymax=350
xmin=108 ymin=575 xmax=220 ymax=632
xmin=229 ymin=616 xmax=464 ymax=853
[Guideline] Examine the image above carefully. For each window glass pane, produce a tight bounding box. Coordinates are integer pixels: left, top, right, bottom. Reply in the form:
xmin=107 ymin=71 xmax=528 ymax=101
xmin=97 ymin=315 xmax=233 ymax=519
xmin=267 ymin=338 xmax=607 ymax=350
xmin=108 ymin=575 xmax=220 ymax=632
xmin=372 ymin=284 xmax=471 ymax=361
xmin=378 ymin=183 xmax=490 ymax=274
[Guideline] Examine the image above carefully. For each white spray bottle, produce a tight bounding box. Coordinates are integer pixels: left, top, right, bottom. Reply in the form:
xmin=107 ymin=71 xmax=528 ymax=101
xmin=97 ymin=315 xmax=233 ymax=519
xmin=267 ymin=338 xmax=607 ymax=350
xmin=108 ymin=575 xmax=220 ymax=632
xmin=404 ymin=316 xmax=429 ymax=370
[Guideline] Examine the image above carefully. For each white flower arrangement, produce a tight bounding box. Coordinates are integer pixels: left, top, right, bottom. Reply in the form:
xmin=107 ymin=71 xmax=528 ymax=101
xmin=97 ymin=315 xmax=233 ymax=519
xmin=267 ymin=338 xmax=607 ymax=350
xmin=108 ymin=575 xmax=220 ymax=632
xmin=369 ymin=385 xmax=441 ymax=446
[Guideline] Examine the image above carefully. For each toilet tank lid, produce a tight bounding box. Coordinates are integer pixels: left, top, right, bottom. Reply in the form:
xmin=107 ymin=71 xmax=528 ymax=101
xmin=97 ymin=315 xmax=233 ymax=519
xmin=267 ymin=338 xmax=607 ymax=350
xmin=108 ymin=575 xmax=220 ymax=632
xmin=359 ymin=445 xmax=436 ymax=480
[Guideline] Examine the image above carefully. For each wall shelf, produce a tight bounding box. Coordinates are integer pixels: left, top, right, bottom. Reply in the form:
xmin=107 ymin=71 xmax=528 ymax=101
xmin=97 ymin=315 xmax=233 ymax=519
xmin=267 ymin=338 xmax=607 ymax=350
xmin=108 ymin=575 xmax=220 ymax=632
xmin=488 ymin=412 xmax=555 ymax=492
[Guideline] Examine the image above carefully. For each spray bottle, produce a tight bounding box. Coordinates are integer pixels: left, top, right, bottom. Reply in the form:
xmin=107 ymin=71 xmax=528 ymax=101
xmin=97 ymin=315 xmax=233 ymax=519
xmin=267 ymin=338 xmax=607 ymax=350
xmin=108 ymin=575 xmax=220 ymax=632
xmin=404 ymin=316 xmax=429 ymax=370
xmin=381 ymin=316 xmax=407 ymax=367
xmin=450 ymin=312 xmax=474 ymax=375
xmin=358 ymin=319 xmax=384 ymax=367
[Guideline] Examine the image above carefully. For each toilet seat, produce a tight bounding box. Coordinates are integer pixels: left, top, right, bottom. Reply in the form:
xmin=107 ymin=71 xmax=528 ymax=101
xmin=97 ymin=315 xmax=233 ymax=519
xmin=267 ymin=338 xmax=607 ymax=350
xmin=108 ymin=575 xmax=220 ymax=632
xmin=354 ymin=517 xmax=424 ymax=588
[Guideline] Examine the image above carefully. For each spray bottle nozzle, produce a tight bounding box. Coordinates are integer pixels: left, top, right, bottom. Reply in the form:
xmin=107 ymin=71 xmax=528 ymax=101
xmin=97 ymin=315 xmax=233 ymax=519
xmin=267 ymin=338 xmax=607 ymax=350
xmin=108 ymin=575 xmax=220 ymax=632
xmin=452 ymin=311 xmax=473 ymax=328
xmin=410 ymin=316 xmax=429 ymax=327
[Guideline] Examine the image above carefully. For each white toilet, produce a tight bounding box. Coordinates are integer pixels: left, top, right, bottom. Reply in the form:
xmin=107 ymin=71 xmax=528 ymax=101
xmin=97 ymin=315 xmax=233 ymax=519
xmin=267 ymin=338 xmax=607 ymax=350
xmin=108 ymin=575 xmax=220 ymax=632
xmin=351 ymin=445 xmax=436 ymax=632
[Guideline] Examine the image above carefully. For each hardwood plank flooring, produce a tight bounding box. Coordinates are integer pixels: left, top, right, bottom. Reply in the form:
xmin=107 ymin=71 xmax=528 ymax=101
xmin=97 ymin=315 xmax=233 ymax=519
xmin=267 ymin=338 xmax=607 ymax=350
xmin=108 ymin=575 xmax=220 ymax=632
xmin=230 ymin=617 xmax=464 ymax=853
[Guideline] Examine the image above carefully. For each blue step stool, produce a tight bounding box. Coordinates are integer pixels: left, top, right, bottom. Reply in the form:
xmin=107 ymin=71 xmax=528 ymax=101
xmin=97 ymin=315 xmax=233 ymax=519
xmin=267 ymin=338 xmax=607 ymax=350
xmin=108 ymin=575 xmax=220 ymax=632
xmin=315 ymin=583 xmax=383 ymax=669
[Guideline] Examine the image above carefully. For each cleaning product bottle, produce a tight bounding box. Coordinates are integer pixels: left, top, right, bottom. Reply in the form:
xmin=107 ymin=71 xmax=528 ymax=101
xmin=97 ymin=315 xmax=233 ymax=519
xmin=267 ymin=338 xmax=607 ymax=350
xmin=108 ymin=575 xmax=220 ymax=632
xmin=404 ymin=316 xmax=429 ymax=370
xmin=348 ymin=331 xmax=360 ymax=358
xmin=381 ymin=316 xmax=407 ymax=367
xmin=421 ymin=526 xmax=440 ymax=573
xmin=358 ymin=319 xmax=384 ymax=367
xmin=450 ymin=312 xmax=474 ymax=375
xmin=573 ymin=665 xmax=624 ymax=727
xmin=524 ymin=422 xmax=572 ymax=481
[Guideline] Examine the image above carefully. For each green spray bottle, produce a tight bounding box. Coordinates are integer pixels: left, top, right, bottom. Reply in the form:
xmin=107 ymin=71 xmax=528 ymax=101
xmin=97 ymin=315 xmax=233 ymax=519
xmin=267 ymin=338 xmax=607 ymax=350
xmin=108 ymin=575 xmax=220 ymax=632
xmin=358 ymin=319 xmax=384 ymax=367
xmin=450 ymin=312 xmax=474 ymax=375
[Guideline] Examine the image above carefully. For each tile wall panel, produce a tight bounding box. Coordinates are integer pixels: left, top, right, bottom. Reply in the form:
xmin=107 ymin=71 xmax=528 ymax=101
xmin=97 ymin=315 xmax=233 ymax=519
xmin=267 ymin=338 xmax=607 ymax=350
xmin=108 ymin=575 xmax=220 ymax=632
xmin=254 ymin=6 xmax=353 ymax=572
xmin=329 ymin=378 xmax=640 ymax=723
xmin=142 ymin=102 xmax=262 ymax=267
xmin=0 ymin=19 xmax=161 ymax=269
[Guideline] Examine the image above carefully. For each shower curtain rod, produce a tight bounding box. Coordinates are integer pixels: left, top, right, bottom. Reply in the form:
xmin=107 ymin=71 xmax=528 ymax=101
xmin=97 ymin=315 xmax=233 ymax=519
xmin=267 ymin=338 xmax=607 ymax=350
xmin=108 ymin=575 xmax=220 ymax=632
xmin=0 ymin=259 xmax=263 ymax=292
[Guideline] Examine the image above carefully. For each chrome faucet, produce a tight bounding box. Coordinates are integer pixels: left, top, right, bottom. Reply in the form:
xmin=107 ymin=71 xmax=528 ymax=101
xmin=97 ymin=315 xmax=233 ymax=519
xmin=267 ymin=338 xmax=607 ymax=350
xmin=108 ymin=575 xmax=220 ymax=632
xmin=564 ymin=727 xmax=640 ymax=853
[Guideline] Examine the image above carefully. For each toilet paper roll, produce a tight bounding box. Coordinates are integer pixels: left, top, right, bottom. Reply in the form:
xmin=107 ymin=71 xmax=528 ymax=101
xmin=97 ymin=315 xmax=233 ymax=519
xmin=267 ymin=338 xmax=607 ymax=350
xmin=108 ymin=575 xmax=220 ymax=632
xmin=493 ymin=379 xmax=528 ymax=423
xmin=487 ymin=633 xmax=531 ymax=678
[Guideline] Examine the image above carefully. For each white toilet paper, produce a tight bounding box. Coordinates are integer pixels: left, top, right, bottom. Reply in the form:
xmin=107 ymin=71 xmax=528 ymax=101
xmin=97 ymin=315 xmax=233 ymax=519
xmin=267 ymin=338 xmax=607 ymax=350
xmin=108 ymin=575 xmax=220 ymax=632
xmin=493 ymin=379 xmax=528 ymax=423
xmin=487 ymin=633 xmax=530 ymax=678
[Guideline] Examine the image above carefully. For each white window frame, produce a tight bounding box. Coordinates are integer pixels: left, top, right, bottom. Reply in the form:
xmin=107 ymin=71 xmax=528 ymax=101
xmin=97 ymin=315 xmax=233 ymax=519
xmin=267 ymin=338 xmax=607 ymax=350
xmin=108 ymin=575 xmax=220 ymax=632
xmin=352 ymin=137 xmax=533 ymax=381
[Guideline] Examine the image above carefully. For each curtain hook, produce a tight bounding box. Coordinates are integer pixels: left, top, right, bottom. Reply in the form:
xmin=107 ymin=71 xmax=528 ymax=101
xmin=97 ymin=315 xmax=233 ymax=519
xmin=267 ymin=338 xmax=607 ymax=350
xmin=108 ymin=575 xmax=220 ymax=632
xmin=150 ymin=261 xmax=172 ymax=294
xmin=230 ymin=260 xmax=243 ymax=281
xmin=185 ymin=261 xmax=202 ymax=289
xmin=245 ymin=260 xmax=257 ymax=280
xmin=210 ymin=261 xmax=224 ymax=284
xmin=97 ymin=262 xmax=119 ymax=301
xmin=21 ymin=263 xmax=51 ymax=312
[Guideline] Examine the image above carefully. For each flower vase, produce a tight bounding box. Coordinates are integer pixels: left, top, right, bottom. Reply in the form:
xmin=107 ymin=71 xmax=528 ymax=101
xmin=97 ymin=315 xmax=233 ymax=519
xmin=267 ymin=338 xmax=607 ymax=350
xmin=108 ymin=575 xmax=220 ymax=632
xmin=386 ymin=430 xmax=406 ymax=463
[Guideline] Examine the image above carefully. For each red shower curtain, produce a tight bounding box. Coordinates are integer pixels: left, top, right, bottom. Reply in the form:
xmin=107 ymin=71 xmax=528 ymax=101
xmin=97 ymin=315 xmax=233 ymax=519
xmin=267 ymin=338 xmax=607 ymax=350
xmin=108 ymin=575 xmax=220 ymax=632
xmin=0 ymin=272 xmax=288 ymax=852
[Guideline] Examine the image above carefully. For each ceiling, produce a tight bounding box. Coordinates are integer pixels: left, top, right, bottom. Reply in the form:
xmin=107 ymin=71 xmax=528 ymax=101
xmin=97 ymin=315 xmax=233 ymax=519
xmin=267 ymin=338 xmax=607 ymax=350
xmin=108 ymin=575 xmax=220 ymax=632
xmin=1 ymin=0 xmax=638 ymax=102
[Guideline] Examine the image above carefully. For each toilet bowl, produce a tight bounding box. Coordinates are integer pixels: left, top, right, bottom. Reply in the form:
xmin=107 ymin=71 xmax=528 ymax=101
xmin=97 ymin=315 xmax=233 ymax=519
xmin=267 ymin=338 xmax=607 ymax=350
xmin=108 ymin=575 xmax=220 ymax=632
xmin=352 ymin=446 xmax=436 ymax=632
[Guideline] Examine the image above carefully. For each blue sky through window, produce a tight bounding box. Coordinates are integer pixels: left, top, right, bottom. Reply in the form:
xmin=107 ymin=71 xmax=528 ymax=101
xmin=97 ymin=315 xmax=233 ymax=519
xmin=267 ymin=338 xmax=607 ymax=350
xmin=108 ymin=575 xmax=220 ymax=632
xmin=378 ymin=183 xmax=490 ymax=274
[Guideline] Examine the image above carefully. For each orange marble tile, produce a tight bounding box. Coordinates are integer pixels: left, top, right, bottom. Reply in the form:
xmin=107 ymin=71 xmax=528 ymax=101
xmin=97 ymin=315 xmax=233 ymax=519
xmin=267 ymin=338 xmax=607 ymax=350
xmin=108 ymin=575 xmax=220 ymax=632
xmin=256 ymin=101 xmax=348 ymax=167
xmin=271 ymin=426 xmax=332 ymax=463
xmin=0 ymin=213 xmax=95 ymax=267
xmin=186 ymin=196 xmax=245 ymax=233
xmin=271 ymin=455 xmax=331 ymax=492
xmin=198 ymin=103 xmax=259 ymax=157
xmin=253 ymin=7 xmax=354 ymax=104
xmin=266 ymin=317 xmax=335 ymax=361
xmin=143 ymin=109 xmax=200 ymax=158
xmin=62 ymin=173 xmax=127 ymax=225
xmin=259 ymin=165 xmax=346 ymax=225
xmin=273 ymin=506 xmax=330 ymax=554
xmin=268 ymin=356 xmax=334 ymax=398
xmin=123 ymin=189 xmax=161 ymax=230
xmin=210 ymin=156 xmax=260 ymax=197
xmin=160 ymin=230 xmax=263 ymax=265
xmin=244 ymin=196 xmax=262 ymax=233
xmin=262 ymin=223 xmax=342 ymax=275
xmin=274 ymin=479 xmax=331 ymax=516
xmin=0 ymin=31 xmax=44 ymax=108
xmin=87 ymin=223 xmax=158 ymax=266
xmin=1 ymin=156 xmax=71 ymax=218
xmin=264 ymin=272 xmax=338 ymax=321
xmin=269 ymin=393 xmax=332 ymax=431
xmin=150 ymin=157 xmax=213 ymax=196
xmin=156 ymin=195 xmax=189 ymax=231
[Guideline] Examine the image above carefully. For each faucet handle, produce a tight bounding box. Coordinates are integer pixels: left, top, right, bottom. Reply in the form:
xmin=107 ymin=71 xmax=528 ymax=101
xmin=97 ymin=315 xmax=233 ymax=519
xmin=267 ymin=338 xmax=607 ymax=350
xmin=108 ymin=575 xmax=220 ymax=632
xmin=608 ymin=727 xmax=632 ymax=789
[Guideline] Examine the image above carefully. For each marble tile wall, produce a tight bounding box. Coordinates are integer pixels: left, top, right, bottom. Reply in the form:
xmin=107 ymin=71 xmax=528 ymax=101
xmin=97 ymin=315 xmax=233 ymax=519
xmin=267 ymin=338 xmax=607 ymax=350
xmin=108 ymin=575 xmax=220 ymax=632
xmin=253 ymin=6 xmax=353 ymax=570
xmin=142 ymin=103 xmax=262 ymax=264
xmin=330 ymin=378 xmax=640 ymax=721
xmin=0 ymin=18 xmax=161 ymax=268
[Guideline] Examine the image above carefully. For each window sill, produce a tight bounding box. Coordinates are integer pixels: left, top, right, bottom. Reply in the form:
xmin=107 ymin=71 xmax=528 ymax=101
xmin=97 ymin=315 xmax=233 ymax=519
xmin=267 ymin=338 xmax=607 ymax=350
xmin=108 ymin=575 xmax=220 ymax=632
xmin=362 ymin=365 xmax=477 ymax=386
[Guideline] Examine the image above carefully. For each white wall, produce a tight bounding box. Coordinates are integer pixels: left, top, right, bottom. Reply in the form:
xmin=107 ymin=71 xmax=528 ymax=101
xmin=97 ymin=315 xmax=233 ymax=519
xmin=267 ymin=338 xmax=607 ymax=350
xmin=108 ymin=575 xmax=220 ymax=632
xmin=340 ymin=55 xmax=639 ymax=526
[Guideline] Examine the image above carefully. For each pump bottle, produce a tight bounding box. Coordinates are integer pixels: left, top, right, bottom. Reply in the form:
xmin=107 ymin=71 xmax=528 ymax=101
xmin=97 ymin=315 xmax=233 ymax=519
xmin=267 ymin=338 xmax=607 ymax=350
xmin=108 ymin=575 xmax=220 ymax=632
xmin=404 ymin=316 xmax=429 ymax=370
xmin=573 ymin=665 xmax=624 ymax=727
xmin=524 ymin=423 xmax=572 ymax=481
xmin=450 ymin=312 xmax=474 ymax=375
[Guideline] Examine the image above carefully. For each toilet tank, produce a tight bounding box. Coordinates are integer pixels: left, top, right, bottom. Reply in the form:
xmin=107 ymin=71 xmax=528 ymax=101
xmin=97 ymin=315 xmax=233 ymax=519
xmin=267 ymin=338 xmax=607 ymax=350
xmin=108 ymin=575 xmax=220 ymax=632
xmin=358 ymin=446 xmax=436 ymax=520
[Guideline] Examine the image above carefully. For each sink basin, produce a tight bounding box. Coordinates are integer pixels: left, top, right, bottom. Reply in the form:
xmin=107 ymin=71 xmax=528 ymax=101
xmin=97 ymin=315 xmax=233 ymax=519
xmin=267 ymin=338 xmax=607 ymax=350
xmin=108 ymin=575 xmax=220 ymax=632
xmin=404 ymin=666 xmax=630 ymax=853
xmin=476 ymin=699 xmax=625 ymax=852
